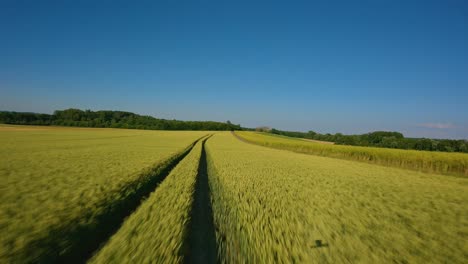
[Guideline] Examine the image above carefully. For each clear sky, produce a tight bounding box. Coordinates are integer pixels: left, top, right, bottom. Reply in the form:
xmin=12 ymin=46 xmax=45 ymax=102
xmin=1 ymin=0 xmax=467 ymax=139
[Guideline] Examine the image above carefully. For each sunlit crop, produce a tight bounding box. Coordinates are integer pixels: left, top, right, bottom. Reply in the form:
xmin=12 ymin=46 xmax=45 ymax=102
xmin=206 ymin=132 xmax=468 ymax=263
xmin=0 ymin=126 xmax=206 ymax=262
xmin=90 ymin=138 xmax=205 ymax=263
xmin=1 ymin=126 xmax=466 ymax=263
xmin=235 ymin=131 xmax=468 ymax=177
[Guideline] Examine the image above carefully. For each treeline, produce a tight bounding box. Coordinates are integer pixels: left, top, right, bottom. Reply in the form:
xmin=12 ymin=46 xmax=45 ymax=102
xmin=0 ymin=109 xmax=242 ymax=131
xmin=270 ymin=129 xmax=468 ymax=153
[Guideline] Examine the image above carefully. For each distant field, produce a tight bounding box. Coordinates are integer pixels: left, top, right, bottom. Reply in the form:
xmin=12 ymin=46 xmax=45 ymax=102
xmin=0 ymin=126 xmax=206 ymax=262
xmin=1 ymin=126 xmax=466 ymax=263
xmin=235 ymin=131 xmax=468 ymax=177
xmin=301 ymin=137 xmax=335 ymax=144
xmin=256 ymin=131 xmax=335 ymax=145
xmin=207 ymin=132 xmax=468 ymax=263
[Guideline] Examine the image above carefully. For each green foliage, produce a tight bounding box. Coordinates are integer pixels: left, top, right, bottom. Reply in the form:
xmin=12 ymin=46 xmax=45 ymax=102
xmin=90 ymin=139 xmax=205 ymax=263
xmin=0 ymin=111 xmax=53 ymax=125
xmin=206 ymin=132 xmax=468 ymax=263
xmin=269 ymin=128 xmax=468 ymax=153
xmin=0 ymin=126 xmax=206 ymax=262
xmin=0 ymin=109 xmax=242 ymax=131
xmin=236 ymin=131 xmax=468 ymax=177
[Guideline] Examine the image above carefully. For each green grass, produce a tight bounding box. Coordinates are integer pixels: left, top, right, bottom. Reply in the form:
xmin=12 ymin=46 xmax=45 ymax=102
xmin=89 ymin=138 xmax=206 ymax=263
xmin=235 ymin=131 xmax=468 ymax=177
xmin=206 ymin=132 xmax=468 ymax=263
xmin=0 ymin=126 xmax=206 ymax=262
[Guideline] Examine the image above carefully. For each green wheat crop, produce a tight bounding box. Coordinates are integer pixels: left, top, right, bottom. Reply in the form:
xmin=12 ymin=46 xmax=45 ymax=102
xmin=0 ymin=126 xmax=206 ymax=262
xmin=206 ymin=132 xmax=468 ymax=263
xmin=90 ymin=138 xmax=206 ymax=263
xmin=235 ymin=131 xmax=468 ymax=177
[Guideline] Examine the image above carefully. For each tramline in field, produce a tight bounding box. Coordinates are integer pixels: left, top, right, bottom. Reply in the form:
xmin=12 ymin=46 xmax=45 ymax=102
xmin=0 ymin=126 xmax=466 ymax=263
xmin=206 ymin=132 xmax=468 ymax=263
xmin=0 ymin=126 xmax=206 ymax=263
xmin=235 ymin=131 xmax=468 ymax=177
xmin=90 ymin=136 xmax=211 ymax=263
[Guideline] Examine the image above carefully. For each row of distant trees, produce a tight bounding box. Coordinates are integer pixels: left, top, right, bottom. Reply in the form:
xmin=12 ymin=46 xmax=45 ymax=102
xmin=2 ymin=109 xmax=466 ymax=153
xmin=0 ymin=109 xmax=242 ymax=131
xmin=269 ymin=129 xmax=468 ymax=153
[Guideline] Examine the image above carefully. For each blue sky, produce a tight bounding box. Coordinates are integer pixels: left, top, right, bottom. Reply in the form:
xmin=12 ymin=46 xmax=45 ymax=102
xmin=1 ymin=0 xmax=467 ymax=139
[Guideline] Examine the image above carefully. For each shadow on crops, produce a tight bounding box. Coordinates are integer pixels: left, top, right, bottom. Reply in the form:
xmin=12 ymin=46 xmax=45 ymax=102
xmin=183 ymin=136 xmax=218 ymax=264
xmin=18 ymin=137 xmax=205 ymax=264
xmin=312 ymin=240 xmax=329 ymax=249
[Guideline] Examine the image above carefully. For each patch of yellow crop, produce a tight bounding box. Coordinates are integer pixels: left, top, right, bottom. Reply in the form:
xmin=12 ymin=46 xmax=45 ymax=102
xmin=207 ymin=132 xmax=468 ymax=263
xmin=0 ymin=126 xmax=206 ymax=262
xmin=235 ymin=131 xmax=468 ymax=177
xmin=90 ymin=138 xmax=205 ymax=263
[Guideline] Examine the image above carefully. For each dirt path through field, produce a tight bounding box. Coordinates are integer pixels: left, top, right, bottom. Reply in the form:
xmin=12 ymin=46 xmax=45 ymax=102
xmin=184 ymin=136 xmax=218 ymax=264
xmin=21 ymin=136 xmax=206 ymax=263
xmin=231 ymin=131 xmax=250 ymax=143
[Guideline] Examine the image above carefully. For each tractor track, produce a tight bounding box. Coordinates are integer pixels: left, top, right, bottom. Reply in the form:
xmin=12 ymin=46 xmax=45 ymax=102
xmin=22 ymin=136 xmax=206 ymax=264
xmin=183 ymin=136 xmax=218 ymax=264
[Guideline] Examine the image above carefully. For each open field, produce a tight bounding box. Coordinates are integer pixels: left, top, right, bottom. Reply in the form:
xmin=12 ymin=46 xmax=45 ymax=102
xmin=207 ymin=132 xmax=468 ymax=263
xmin=90 ymin=137 xmax=210 ymax=263
xmin=254 ymin=131 xmax=335 ymax=145
xmin=1 ymin=126 xmax=466 ymax=263
xmin=0 ymin=124 xmax=51 ymax=131
xmin=301 ymin=137 xmax=335 ymax=144
xmin=235 ymin=131 xmax=468 ymax=177
xmin=0 ymin=126 xmax=206 ymax=262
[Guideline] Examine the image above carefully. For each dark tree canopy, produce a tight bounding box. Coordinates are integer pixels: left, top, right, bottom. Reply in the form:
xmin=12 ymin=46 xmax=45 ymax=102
xmin=0 ymin=109 xmax=242 ymax=131
xmin=269 ymin=129 xmax=468 ymax=153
